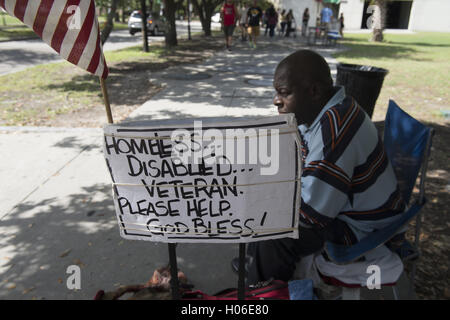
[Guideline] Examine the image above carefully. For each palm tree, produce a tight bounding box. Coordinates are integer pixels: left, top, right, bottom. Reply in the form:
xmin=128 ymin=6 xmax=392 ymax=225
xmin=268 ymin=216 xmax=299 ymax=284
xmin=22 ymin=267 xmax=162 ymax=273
xmin=371 ymin=0 xmax=387 ymax=42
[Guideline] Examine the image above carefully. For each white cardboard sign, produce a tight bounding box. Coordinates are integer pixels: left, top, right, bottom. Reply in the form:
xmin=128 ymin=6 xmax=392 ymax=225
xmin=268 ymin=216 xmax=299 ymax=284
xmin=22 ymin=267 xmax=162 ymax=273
xmin=103 ymin=115 xmax=301 ymax=243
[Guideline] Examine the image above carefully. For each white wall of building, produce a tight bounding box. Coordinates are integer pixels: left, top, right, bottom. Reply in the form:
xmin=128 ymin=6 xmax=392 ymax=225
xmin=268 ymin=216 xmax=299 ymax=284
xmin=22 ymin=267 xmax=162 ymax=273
xmin=338 ymin=0 xmax=365 ymax=30
xmin=273 ymin=0 xmax=450 ymax=32
xmin=274 ymin=0 xmax=320 ymax=30
xmin=409 ymin=0 xmax=450 ymax=31
xmin=273 ymin=0 xmax=363 ymax=31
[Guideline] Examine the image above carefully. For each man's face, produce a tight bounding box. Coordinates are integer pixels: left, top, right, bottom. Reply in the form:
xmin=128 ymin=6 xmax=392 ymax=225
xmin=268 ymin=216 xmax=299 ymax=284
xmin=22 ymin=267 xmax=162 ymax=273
xmin=273 ymin=66 xmax=310 ymax=125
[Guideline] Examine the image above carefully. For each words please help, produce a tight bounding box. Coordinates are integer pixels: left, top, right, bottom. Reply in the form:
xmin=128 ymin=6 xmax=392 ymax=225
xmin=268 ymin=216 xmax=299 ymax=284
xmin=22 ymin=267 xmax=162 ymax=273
xmin=103 ymin=115 xmax=301 ymax=243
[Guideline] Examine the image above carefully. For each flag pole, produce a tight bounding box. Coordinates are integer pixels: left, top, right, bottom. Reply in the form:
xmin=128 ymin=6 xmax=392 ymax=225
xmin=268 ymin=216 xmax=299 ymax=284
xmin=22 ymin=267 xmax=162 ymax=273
xmin=100 ymin=77 xmax=114 ymax=124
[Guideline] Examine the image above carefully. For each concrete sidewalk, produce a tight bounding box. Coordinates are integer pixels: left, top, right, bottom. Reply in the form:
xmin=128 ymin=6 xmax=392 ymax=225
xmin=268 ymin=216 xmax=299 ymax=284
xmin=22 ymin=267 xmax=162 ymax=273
xmin=0 ymin=36 xmax=415 ymax=300
xmin=128 ymin=37 xmax=340 ymax=122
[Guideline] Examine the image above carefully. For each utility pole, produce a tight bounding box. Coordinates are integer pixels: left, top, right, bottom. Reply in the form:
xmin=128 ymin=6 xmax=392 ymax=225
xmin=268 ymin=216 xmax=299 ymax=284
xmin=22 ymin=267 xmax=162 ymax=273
xmin=140 ymin=0 xmax=149 ymax=52
xmin=187 ymin=0 xmax=192 ymax=40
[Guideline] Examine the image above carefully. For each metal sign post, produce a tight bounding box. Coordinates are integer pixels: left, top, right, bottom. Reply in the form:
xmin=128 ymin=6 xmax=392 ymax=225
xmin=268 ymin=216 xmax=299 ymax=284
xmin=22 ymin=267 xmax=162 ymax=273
xmin=237 ymin=243 xmax=246 ymax=300
xmin=168 ymin=243 xmax=247 ymax=300
xmin=187 ymin=0 xmax=192 ymax=40
xmin=168 ymin=243 xmax=181 ymax=300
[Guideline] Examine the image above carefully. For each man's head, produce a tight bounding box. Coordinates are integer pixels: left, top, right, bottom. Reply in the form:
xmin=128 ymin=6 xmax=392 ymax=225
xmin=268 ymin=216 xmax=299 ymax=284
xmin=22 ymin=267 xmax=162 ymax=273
xmin=273 ymin=50 xmax=334 ymax=126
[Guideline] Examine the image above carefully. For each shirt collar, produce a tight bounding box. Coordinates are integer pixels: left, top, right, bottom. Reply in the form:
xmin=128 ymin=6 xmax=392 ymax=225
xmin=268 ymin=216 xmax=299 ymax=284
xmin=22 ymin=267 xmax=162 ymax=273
xmin=298 ymin=86 xmax=346 ymax=134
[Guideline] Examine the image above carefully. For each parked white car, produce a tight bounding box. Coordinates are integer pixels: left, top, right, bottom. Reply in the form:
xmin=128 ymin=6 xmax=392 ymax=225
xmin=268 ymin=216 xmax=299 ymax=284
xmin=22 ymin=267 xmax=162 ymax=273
xmin=211 ymin=12 xmax=221 ymax=23
xmin=128 ymin=10 xmax=166 ymax=36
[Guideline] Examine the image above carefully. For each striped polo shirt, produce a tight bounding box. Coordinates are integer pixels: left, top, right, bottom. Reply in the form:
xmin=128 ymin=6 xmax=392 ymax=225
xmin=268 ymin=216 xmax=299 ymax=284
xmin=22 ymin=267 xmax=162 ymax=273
xmin=298 ymin=87 xmax=405 ymax=243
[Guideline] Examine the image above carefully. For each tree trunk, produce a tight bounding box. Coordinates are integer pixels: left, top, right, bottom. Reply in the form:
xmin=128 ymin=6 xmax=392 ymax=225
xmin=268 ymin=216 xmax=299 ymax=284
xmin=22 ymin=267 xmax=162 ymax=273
xmin=148 ymin=0 xmax=154 ymax=14
xmin=203 ymin=2 xmax=214 ymax=37
xmin=371 ymin=0 xmax=386 ymax=42
xmin=164 ymin=0 xmax=178 ymax=47
xmin=191 ymin=0 xmax=204 ymax=34
xmin=191 ymin=0 xmax=218 ymax=36
xmin=121 ymin=0 xmax=126 ymax=23
xmin=100 ymin=0 xmax=120 ymax=45
xmin=141 ymin=0 xmax=149 ymax=52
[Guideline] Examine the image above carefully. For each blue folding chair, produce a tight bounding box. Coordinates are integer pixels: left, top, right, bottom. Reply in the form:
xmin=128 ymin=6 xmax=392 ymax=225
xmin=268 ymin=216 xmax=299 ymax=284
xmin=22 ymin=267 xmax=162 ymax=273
xmin=326 ymin=31 xmax=342 ymax=46
xmin=323 ymin=100 xmax=434 ymax=298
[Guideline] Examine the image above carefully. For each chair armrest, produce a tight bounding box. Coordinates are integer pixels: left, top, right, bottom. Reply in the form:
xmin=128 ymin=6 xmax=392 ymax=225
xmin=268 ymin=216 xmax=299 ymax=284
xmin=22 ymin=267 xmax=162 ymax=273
xmin=324 ymin=202 xmax=424 ymax=264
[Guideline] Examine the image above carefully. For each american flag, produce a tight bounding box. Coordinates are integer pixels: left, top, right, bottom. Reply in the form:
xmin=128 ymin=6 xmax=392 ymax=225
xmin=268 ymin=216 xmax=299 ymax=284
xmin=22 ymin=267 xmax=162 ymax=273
xmin=0 ymin=0 xmax=108 ymax=78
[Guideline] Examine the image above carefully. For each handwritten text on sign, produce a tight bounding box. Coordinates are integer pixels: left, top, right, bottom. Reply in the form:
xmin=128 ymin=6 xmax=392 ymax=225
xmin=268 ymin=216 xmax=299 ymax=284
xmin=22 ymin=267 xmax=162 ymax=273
xmin=103 ymin=115 xmax=301 ymax=243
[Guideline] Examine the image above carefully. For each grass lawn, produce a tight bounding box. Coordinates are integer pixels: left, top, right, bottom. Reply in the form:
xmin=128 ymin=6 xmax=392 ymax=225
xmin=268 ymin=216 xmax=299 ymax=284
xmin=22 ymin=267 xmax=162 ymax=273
xmin=98 ymin=16 xmax=129 ymax=31
xmin=0 ymin=26 xmax=38 ymax=41
xmin=334 ymin=32 xmax=450 ymax=124
xmin=0 ymin=12 xmax=23 ymax=26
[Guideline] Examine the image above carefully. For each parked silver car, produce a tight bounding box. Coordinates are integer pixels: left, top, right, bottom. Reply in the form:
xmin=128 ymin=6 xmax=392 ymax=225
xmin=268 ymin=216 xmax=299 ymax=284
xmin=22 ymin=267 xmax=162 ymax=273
xmin=128 ymin=10 xmax=166 ymax=36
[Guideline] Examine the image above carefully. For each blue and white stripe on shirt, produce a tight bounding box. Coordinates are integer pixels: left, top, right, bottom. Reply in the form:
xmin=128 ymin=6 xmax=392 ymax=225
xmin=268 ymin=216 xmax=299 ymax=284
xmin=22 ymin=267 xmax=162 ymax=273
xmin=298 ymin=87 xmax=405 ymax=242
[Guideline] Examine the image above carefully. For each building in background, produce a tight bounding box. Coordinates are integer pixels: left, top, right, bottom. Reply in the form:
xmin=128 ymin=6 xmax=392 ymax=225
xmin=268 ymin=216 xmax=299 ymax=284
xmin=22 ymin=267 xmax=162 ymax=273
xmin=271 ymin=0 xmax=450 ymax=32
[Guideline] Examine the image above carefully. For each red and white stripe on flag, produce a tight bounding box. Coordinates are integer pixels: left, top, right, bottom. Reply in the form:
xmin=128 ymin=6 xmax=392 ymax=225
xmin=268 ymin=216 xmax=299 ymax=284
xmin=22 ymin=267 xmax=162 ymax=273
xmin=0 ymin=0 xmax=109 ymax=78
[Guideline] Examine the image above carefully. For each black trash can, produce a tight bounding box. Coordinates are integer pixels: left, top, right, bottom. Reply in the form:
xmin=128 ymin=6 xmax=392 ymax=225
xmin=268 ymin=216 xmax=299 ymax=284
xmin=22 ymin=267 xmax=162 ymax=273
xmin=336 ymin=64 xmax=388 ymax=118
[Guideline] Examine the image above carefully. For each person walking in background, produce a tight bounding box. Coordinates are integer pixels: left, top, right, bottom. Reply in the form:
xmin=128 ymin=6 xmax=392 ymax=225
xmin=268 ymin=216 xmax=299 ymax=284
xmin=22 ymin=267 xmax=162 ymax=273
xmin=239 ymin=3 xmax=248 ymax=41
xmin=279 ymin=9 xmax=287 ymax=36
xmin=339 ymin=12 xmax=344 ymax=37
xmin=285 ymin=9 xmax=294 ymax=37
xmin=302 ymin=8 xmax=310 ymax=37
xmin=221 ymin=0 xmax=239 ymax=51
xmin=320 ymin=5 xmax=333 ymax=30
xmin=246 ymin=0 xmax=263 ymax=49
xmin=265 ymin=5 xmax=278 ymax=38
xmin=263 ymin=10 xmax=269 ymax=36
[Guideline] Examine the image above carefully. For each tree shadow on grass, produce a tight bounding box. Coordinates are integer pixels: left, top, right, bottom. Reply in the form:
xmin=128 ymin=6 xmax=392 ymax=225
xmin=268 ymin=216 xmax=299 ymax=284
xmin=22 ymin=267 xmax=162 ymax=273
xmin=341 ymin=33 xmax=450 ymax=48
xmin=337 ymin=42 xmax=424 ymax=61
xmin=37 ymin=36 xmax=297 ymax=121
xmin=43 ymin=69 xmax=161 ymax=108
xmin=386 ymin=41 xmax=450 ymax=48
xmin=42 ymin=38 xmax=225 ymax=109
